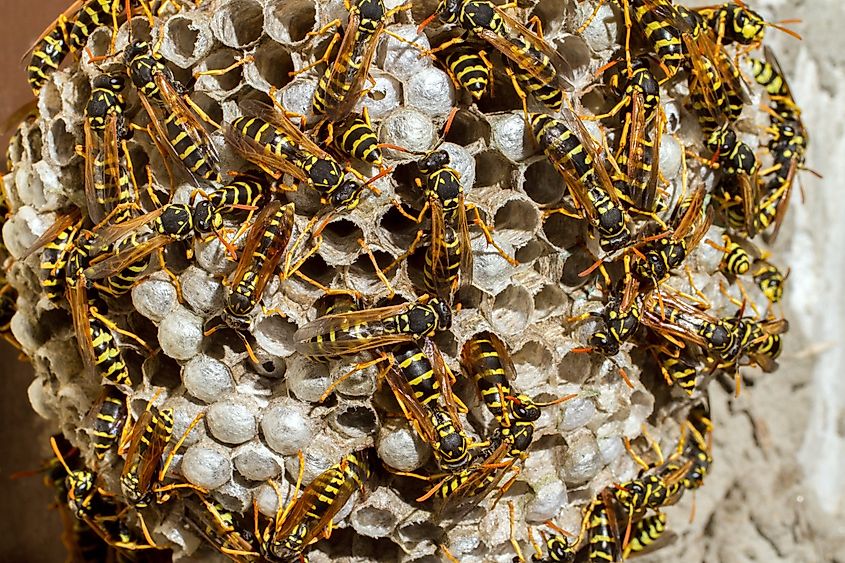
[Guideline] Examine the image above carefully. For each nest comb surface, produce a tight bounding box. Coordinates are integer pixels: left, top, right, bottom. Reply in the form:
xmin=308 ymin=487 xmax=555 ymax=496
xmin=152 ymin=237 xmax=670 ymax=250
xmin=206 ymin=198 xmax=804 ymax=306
xmin=2 ymin=0 xmax=787 ymax=561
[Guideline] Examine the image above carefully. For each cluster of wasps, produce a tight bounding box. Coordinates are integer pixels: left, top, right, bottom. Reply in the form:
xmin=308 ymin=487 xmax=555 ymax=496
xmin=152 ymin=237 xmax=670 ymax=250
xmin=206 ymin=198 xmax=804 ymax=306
xmin=6 ymin=0 xmax=811 ymax=560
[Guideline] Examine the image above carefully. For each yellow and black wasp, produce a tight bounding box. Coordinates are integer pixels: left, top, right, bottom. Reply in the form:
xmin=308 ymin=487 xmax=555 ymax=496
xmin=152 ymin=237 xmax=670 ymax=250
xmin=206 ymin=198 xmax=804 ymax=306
xmin=121 ymin=398 xmax=205 ymax=509
xmin=261 ymin=450 xmax=370 ymax=561
xmin=184 ymin=494 xmax=259 ymax=561
xmin=622 ymin=512 xmax=667 ymax=559
xmin=751 ymin=47 xmax=812 ymax=241
xmin=586 ymin=489 xmax=620 ymax=563
xmin=87 ymin=385 xmax=128 ymax=460
xmin=640 ymin=286 xmax=741 ymax=365
xmin=461 ymin=331 xmax=542 ymax=426
xmin=530 ymin=112 xmax=631 ymax=253
xmin=294 ymin=296 xmax=452 ymax=359
xmin=707 ymin=233 xmax=751 ymax=278
xmin=81 ymin=201 xmax=226 ymax=290
xmin=125 ymin=40 xmax=222 ymax=184
xmin=752 ymin=259 xmax=786 ymax=305
xmin=704 ymin=123 xmax=760 ymax=236
xmin=309 ymin=0 xmax=406 ymax=120
xmin=17 ymin=207 xmax=82 ymax=303
xmin=631 ymin=186 xmax=711 ymax=285
xmin=419 ymin=0 xmax=572 ymax=111
xmin=598 ymin=56 xmax=663 ymax=212
xmin=695 ymin=2 xmax=800 ymax=47
xmin=84 ymin=73 xmax=135 ymax=225
xmin=26 ymin=0 xmax=144 ymax=95
xmin=332 ymin=108 xmax=385 ymax=168
xmin=385 ymin=337 xmax=476 ymax=471
xmin=224 ymin=200 xmax=295 ymax=325
xmin=442 ymin=40 xmax=492 ymax=102
xmin=653 ymin=346 xmax=698 ymax=396
xmin=226 ymin=98 xmax=364 ymax=213
xmin=571 ymin=276 xmax=642 ymax=357
xmin=48 ymin=435 xmax=159 ymax=553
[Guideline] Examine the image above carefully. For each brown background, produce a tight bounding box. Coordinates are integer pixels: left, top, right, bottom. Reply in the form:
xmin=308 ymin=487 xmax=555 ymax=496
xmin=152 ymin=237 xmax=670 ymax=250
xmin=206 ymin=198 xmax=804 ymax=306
xmin=0 ymin=1 xmax=69 ymax=561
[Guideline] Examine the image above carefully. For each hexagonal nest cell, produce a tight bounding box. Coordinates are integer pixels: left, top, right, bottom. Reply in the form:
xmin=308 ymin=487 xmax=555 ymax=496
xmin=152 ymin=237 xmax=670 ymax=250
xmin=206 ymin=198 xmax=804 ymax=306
xmin=4 ymin=0 xmax=806 ymax=561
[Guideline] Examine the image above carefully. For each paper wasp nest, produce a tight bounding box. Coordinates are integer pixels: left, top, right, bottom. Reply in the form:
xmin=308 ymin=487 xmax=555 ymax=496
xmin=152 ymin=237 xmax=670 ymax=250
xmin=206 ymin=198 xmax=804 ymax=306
xmin=3 ymin=0 xmax=807 ymax=561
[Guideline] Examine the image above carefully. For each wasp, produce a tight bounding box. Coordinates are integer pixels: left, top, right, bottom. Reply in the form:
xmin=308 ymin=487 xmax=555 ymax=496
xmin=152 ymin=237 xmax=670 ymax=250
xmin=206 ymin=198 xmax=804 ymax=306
xmin=206 ymin=173 xmax=268 ymax=211
xmin=593 ymin=56 xmax=663 ymax=212
xmin=87 ymin=386 xmax=128 ymax=460
xmin=17 ymin=208 xmax=82 ymax=303
xmin=82 ymin=201 xmax=224 ymax=287
xmin=751 ymin=47 xmax=811 ymax=240
xmin=261 ymin=450 xmax=370 ymax=561
xmin=442 ymin=41 xmax=492 ymax=102
xmin=225 ymin=201 xmax=295 ymax=325
xmin=530 ymin=112 xmax=631 ymax=253
xmin=419 ymin=0 xmax=571 ymax=110
xmin=622 ymin=512 xmax=667 ymax=559
xmin=709 ymin=233 xmax=751 ymax=277
xmin=184 ymin=494 xmax=259 ymax=560
xmin=705 ymin=124 xmax=760 ymax=236
xmin=640 ymin=287 xmax=745 ymax=365
xmin=574 ymin=277 xmax=642 ymax=356
xmin=655 ymin=348 xmax=698 ymax=396
xmin=308 ymin=0 xmax=407 ymax=121
xmin=84 ymin=74 xmax=135 ymax=225
xmin=632 ymin=186 xmax=711 ymax=284
xmin=332 ymin=108 xmax=384 ymax=168
xmin=26 ymin=13 xmax=73 ymax=94
xmin=460 ymin=331 xmax=541 ymax=424
xmin=696 ymin=2 xmax=800 ymax=47
xmin=675 ymin=403 xmax=712 ymax=492
xmin=740 ymin=315 xmax=787 ymax=373
xmin=226 ymin=99 xmax=363 ymax=212
xmin=410 ymin=148 xmax=480 ymax=299
xmin=121 ymin=399 xmax=205 ymax=509
xmin=125 ymin=41 xmax=221 ymax=184
xmin=294 ymin=296 xmax=452 ymax=359
xmin=586 ymin=489 xmax=620 ymax=563
xmin=385 ymin=339 xmax=475 ymax=471
xmin=752 ymin=260 xmax=786 ymax=304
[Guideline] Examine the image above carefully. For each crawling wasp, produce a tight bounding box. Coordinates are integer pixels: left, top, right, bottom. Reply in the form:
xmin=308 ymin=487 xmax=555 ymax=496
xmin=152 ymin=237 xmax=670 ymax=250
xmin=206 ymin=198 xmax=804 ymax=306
xmin=81 ymin=201 xmax=225 ymax=287
xmin=751 ymin=47 xmax=811 ymax=241
xmin=632 ymin=186 xmax=711 ymax=285
xmin=261 ymin=450 xmax=370 ymax=561
xmin=705 ymin=124 xmax=760 ymax=236
xmin=18 ymin=208 xmax=82 ymax=303
xmin=309 ymin=0 xmax=407 ymax=122
xmin=386 ymin=338 xmax=475 ymax=471
xmin=226 ymin=99 xmax=363 ymax=213
xmin=121 ymin=398 xmax=205 ymax=508
xmin=125 ymin=40 xmax=222 ymax=184
xmin=26 ymin=0 xmax=133 ymax=94
xmin=640 ymin=287 xmax=741 ymax=364
xmin=87 ymin=385 xmax=129 ymax=460
xmin=225 ymin=201 xmax=295 ymax=325
xmin=599 ymin=56 xmax=663 ymax=212
xmin=752 ymin=260 xmax=786 ymax=304
xmin=418 ymin=0 xmax=572 ymax=110
xmin=184 ymin=494 xmax=259 ymax=560
xmin=571 ymin=277 xmax=642 ymax=356
xmin=442 ymin=41 xmax=493 ymax=102
xmin=586 ymin=489 xmax=620 ymax=563
xmin=84 ymin=74 xmax=135 ymax=225
xmin=696 ymin=2 xmax=800 ymax=47
xmin=294 ymin=296 xmax=452 ymax=359
xmin=622 ymin=512 xmax=667 ymax=559
xmin=530 ymin=112 xmax=631 ymax=253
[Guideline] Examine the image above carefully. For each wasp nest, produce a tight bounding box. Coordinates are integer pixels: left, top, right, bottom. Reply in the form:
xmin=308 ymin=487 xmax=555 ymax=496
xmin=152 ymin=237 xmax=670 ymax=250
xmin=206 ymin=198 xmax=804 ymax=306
xmin=4 ymin=0 xmax=802 ymax=561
